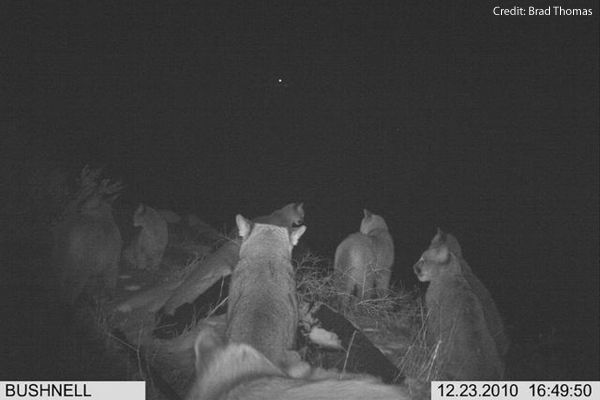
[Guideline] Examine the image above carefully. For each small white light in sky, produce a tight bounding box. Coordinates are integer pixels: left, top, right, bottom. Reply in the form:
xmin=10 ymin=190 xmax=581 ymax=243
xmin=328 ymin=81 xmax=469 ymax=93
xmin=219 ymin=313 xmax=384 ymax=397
xmin=272 ymin=76 xmax=289 ymax=88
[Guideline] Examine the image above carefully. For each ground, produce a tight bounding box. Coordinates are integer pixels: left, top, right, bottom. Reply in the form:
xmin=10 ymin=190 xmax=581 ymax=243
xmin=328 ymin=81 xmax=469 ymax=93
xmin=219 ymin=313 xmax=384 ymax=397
xmin=1 ymin=218 xmax=593 ymax=400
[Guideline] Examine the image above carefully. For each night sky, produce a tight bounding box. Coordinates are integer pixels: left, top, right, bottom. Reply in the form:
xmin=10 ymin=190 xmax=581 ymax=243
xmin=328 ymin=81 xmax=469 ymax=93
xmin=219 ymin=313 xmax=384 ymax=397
xmin=3 ymin=1 xmax=599 ymax=369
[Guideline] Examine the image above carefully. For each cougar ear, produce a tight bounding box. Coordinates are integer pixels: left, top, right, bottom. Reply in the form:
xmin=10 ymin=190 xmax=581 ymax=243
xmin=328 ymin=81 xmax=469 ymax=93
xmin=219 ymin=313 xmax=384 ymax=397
xmin=135 ymin=203 xmax=145 ymax=215
xmin=432 ymin=244 xmax=450 ymax=264
xmin=290 ymin=225 xmax=307 ymax=246
xmin=431 ymin=227 xmax=446 ymax=247
xmin=363 ymin=209 xmax=372 ymax=218
xmin=445 ymin=233 xmax=463 ymax=258
xmin=236 ymin=214 xmax=252 ymax=239
xmin=294 ymin=203 xmax=305 ymax=225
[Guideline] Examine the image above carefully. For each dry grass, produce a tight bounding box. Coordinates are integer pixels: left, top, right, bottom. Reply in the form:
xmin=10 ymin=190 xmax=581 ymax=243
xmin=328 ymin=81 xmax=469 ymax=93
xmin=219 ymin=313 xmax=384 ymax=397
xmin=295 ymin=251 xmax=338 ymax=304
xmin=293 ymin=250 xmax=438 ymax=390
xmin=395 ymin=299 xmax=443 ymax=382
xmin=86 ymin=244 xmax=482 ymax=399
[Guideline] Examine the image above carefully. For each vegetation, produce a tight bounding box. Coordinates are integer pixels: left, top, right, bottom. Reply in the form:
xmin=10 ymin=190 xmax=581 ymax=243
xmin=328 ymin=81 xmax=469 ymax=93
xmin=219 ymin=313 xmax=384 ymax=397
xmin=3 ymin=163 xmax=592 ymax=400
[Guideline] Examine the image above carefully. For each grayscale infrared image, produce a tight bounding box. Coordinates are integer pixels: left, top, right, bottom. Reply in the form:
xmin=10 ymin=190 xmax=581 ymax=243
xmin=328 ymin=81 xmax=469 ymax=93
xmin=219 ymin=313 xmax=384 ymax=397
xmin=1 ymin=2 xmax=598 ymax=399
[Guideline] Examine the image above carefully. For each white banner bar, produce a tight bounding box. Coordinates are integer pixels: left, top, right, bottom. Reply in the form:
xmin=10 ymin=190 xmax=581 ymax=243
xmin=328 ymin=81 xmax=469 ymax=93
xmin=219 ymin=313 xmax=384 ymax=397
xmin=0 ymin=382 xmax=145 ymax=400
xmin=432 ymin=381 xmax=599 ymax=400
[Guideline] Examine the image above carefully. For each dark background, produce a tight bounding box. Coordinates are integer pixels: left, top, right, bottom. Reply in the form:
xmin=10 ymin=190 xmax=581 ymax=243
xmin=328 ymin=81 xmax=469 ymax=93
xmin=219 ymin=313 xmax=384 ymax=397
xmin=2 ymin=1 xmax=598 ymax=376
